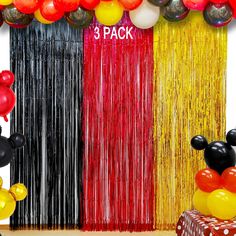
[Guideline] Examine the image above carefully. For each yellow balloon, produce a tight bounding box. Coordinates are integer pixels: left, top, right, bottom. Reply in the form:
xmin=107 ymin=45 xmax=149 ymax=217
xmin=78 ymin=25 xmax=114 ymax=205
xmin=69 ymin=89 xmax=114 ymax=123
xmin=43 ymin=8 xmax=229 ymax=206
xmin=95 ymin=0 xmax=124 ymax=26
xmin=10 ymin=183 xmax=28 ymax=201
xmin=0 ymin=0 xmax=13 ymax=5
xmin=0 ymin=189 xmax=16 ymax=220
xmin=207 ymin=189 xmax=236 ymax=220
xmin=34 ymin=9 xmax=53 ymax=25
xmin=0 ymin=177 xmax=2 ymax=188
xmin=193 ymin=189 xmax=211 ymax=215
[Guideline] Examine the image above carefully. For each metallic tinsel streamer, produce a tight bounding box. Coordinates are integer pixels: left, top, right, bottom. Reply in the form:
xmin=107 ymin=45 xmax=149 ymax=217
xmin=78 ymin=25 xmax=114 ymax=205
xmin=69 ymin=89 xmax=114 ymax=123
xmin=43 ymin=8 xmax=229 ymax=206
xmin=82 ymin=16 xmax=154 ymax=231
xmin=154 ymin=12 xmax=227 ymax=230
xmin=10 ymin=20 xmax=83 ymax=229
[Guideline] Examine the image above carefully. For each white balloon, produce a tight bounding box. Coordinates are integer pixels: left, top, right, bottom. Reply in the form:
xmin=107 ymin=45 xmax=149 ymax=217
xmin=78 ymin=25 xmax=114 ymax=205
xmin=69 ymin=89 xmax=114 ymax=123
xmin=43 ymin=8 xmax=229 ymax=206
xmin=129 ymin=0 xmax=160 ymax=29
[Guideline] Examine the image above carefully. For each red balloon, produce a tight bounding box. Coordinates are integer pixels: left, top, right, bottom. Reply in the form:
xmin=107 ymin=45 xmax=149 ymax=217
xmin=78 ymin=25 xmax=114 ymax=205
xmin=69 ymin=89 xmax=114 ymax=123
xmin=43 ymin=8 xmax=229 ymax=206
xmin=0 ymin=71 xmax=16 ymax=122
xmin=0 ymin=5 xmax=4 ymax=10
xmin=229 ymin=0 xmax=236 ymax=17
xmin=40 ymin=0 xmax=64 ymax=21
xmin=119 ymin=0 xmax=142 ymax=10
xmin=13 ymin=0 xmax=40 ymax=14
xmin=221 ymin=167 xmax=236 ymax=192
xmin=53 ymin=0 xmax=80 ymax=12
xmin=80 ymin=0 xmax=100 ymax=10
xmin=195 ymin=168 xmax=221 ymax=192
xmin=0 ymin=70 xmax=14 ymax=87
xmin=183 ymin=0 xmax=208 ymax=10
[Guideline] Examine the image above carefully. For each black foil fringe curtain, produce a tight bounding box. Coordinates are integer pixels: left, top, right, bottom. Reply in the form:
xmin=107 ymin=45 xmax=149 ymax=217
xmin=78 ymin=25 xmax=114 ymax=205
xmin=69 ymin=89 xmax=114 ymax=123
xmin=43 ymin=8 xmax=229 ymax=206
xmin=10 ymin=20 xmax=83 ymax=229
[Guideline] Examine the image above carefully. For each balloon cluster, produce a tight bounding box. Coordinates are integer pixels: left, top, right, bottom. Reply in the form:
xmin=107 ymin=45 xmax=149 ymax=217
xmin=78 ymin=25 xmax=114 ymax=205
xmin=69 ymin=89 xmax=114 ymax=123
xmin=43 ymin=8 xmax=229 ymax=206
xmin=0 ymin=70 xmax=28 ymax=221
xmin=0 ymin=0 xmax=234 ymax=29
xmin=0 ymin=177 xmax=27 ymax=220
xmin=192 ymin=129 xmax=236 ymax=220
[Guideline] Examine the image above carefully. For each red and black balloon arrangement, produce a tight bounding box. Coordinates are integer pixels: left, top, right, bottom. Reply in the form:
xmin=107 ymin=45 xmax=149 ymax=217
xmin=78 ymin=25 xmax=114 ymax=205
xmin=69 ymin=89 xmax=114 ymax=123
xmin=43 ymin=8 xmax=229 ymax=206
xmin=0 ymin=70 xmax=27 ymax=221
xmin=0 ymin=0 xmax=234 ymax=29
xmin=192 ymin=129 xmax=236 ymax=220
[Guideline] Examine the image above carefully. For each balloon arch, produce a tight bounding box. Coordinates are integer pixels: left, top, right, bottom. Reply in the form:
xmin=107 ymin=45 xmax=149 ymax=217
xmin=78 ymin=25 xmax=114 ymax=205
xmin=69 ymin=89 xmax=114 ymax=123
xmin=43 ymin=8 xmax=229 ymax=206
xmin=0 ymin=0 xmax=234 ymax=29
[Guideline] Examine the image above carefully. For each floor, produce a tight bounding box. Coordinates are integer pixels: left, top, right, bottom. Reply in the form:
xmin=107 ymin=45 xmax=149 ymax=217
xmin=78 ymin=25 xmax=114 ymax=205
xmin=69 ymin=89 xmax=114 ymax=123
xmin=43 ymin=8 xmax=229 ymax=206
xmin=0 ymin=230 xmax=176 ymax=236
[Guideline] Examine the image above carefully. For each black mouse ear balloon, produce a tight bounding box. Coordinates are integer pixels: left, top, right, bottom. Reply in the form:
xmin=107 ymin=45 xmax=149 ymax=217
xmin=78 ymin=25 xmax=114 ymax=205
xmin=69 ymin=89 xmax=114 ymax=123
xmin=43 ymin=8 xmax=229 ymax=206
xmin=226 ymin=129 xmax=236 ymax=146
xmin=204 ymin=141 xmax=236 ymax=174
xmin=191 ymin=135 xmax=208 ymax=150
xmin=9 ymin=133 xmax=26 ymax=149
xmin=0 ymin=11 xmax=3 ymax=28
xmin=0 ymin=128 xmax=26 ymax=168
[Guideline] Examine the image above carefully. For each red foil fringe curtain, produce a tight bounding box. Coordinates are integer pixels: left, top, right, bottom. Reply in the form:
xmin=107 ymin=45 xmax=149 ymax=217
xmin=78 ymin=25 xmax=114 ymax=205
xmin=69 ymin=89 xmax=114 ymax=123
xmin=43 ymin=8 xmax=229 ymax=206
xmin=83 ymin=17 xmax=154 ymax=231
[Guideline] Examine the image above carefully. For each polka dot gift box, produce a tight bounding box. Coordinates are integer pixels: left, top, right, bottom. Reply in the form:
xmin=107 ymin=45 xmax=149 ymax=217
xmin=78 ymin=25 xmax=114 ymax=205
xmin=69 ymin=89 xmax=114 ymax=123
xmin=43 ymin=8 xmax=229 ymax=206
xmin=176 ymin=210 xmax=236 ymax=236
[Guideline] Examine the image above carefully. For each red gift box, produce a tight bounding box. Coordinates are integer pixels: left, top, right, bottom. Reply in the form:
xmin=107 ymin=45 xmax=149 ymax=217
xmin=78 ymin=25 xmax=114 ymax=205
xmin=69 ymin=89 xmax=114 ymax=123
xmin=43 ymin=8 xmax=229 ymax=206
xmin=176 ymin=210 xmax=236 ymax=236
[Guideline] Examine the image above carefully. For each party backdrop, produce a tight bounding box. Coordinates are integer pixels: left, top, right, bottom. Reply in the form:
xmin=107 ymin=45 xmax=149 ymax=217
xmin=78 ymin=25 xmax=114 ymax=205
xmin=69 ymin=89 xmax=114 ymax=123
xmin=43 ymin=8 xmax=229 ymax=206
xmin=154 ymin=13 xmax=227 ymax=230
xmin=9 ymin=13 xmax=227 ymax=231
xmin=10 ymin=20 xmax=84 ymax=229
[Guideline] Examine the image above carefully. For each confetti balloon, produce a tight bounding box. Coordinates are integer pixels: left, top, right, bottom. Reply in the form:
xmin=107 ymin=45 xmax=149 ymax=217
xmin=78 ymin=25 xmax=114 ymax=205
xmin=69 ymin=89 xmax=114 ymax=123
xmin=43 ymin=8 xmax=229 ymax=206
xmin=148 ymin=0 xmax=169 ymax=6
xmin=34 ymin=9 xmax=53 ymax=24
xmin=13 ymin=0 xmax=40 ymax=14
xmin=119 ymin=0 xmax=143 ymax=10
xmin=53 ymin=0 xmax=80 ymax=12
xmin=40 ymin=0 xmax=64 ymax=21
xmin=80 ymin=0 xmax=100 ymax=9
xmin=2 ymin=4 xmax=33 ymax=28
xmin=0 ymin=0 xmax=13 ymax=6
xmin=161 ymin=0 xmax=189 ymax=21
xmin=65 ymin=7 xmax=93 ymax=28
xmin=95 ymin=0 xmax=124 ymax=26
xmin=183 ymin=0 xmax=208 ymax=10
xmin=129 ymin=0 xmax=160 ymax=29
xmin=203 ymin=3 xmax=233 ymax=27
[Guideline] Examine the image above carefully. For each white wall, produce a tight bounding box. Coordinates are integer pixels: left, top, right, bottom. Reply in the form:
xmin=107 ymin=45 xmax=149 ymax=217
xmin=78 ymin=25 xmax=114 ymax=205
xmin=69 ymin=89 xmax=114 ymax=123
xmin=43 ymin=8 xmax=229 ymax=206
xmin=0 ymin=21 xmax=236 ymax=225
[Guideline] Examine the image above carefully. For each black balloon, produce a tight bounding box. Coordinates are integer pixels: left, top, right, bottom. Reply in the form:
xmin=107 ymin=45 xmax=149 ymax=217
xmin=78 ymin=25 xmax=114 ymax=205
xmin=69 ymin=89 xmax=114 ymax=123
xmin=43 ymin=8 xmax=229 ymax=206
xmin=191 ymin=129 xmax=236 ymax=174
xmin=0 ymin=126 xmax=26 ymax=168
xmin=226 ymin=129 xmax=236 ymax=146
xmin=2 ymin=5 xmax=33 ymax=29
xmin=161 ymin=0 xmax=189 ymax=22
xmin=191 ymin=135 xmax=208 ymax=150
xmin=65 ymin=8 xmax=93 ymax=29
xmin=203 ymin=3 xmax=233 ymax=27
xmin=0 ymin=11 xmax=3 ymax=28
xmin=148 ymin=0 xmax=170 ymax=7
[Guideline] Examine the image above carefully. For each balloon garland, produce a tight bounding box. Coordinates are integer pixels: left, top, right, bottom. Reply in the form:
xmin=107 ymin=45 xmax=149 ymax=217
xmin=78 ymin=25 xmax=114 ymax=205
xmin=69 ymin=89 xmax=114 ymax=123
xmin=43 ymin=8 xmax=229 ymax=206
xmin=191 ymin=129 xmax=236 ymax=220
xmin=0 ymin=0 xmax=234 ymax=28
xmin=0 ymin=70 xmax=28 ymax=221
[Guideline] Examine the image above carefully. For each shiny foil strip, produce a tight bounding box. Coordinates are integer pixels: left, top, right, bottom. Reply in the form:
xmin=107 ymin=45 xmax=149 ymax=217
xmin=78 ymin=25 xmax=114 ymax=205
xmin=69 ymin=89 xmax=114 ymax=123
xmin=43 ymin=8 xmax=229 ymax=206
xmin=153 ymin=12 xmax=227 ymax=230
xmin=82 ymin=16 xmax=154 ymax=231
xmin=10 ymin=20 xmax=84 ymax=229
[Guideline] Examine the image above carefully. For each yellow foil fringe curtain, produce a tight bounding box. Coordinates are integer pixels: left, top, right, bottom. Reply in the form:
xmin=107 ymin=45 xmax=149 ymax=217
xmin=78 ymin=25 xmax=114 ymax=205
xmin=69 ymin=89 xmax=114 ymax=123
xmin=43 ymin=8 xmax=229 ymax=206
xmin=154 ymin=12 xmax=227 ymax=230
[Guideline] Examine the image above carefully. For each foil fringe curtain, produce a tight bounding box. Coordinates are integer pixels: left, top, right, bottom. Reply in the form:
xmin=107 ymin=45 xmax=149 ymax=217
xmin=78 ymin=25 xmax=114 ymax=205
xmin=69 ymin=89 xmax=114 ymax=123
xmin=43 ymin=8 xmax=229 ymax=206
xmin=9 ymin=15 xmax=227 ymax=231
xmin=10 ymin=20 xmax=83 ymax=229
xmin=82 ymin=16 xmax=154 ymax=231
xmin=154 ymin=12 xmax=227 ymax=230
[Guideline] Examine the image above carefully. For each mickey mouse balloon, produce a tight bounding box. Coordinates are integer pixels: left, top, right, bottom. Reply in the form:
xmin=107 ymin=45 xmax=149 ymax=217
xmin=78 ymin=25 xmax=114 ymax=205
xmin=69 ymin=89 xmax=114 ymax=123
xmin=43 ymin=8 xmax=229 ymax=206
xmin=0 ymin=70 xmax=16 ymax=122
xmin=0 ymin=126 xmax=26 ymax=168
xmin=191 ymin=129 xmax=236 ymax=174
